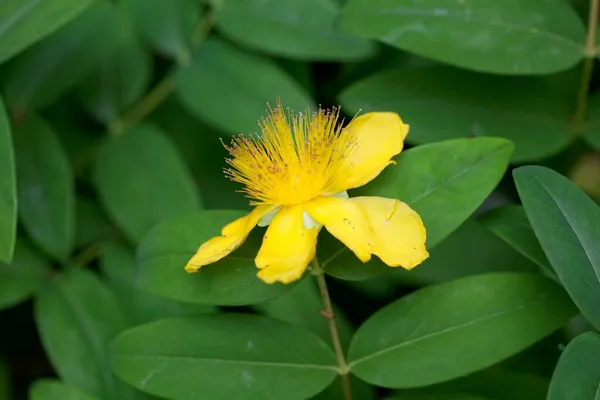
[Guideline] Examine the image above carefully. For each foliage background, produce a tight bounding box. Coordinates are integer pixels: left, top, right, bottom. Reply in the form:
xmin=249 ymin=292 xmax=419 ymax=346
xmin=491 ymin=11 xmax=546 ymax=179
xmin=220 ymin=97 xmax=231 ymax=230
xmin=1 ymin=0 xmax=600 ymax=399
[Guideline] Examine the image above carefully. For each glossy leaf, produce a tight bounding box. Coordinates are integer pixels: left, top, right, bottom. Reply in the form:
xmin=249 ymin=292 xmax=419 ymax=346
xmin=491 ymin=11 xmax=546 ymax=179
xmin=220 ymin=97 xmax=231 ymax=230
xmin=0 ymin=95 xmax=16 ymax=262
xmin=478 ymin=205 xmax=551 ymax=271
xmin=339 ymin=66 xmax=572 ymax=162
xmin=547 ymin=332 xmax=600 ymax=400
xmin=348 ymin=272 xmax=577 ymax=388
xmin=13 ymin=117 xmax=74 ymax=260
xmin=136 ymin=211 xmax=293 ymax=305
xmin=29 ymin=379 xmax=101 ymax=400
xmin=2 ymin=2 xmax=117 ymax=111
xmin=0 ymin=241 xmax=50 ymax=311
xmin=94 ymin=124 xmax=201 ymax=243
xmin=215 ymin=0 xmax=374 ymax=61
xmin=100 ymin=242 xmax=216 ymax=326
xmin=175 ymin=38 xmax=314 ymax=134
xmin=130 ymin=0 xmax=200 ymax=62
xmin=35 ymin=269 xmax=136 ymax=400
xmin=110 ymin=315 xmax=338 ymax=400
xmin=514 ymin=166 xmax=600 ymax=329
xmin=339 ymin=0 xmax=585 ymax=74
xmin=0 ymin=0 xmax=95 ymax=63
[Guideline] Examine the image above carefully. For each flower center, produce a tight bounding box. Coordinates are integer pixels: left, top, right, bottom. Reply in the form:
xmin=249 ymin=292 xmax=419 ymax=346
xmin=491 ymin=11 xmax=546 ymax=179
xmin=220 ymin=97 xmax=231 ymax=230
xmin=223 ymin=103 xmax=356 ymax=206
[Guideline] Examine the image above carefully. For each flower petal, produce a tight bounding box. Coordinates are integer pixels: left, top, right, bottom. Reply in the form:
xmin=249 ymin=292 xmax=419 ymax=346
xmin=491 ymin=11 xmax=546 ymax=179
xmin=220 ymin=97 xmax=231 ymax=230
xmin=184 ymin=204 xmax=275 ymax=273
xmin=255 ymin=205 xmax=319 ymax=284
xmin=304 ymin=196 xmax=372 ymax=263
xmin=351 ymin=196 xmax=428 ymax=269
xmin=334 ymin=112 xmax=409 ymax=191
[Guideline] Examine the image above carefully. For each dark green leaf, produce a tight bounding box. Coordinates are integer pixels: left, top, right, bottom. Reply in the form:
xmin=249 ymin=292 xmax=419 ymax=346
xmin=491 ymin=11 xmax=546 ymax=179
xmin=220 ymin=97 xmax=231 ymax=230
xmin=547 ymin=332 xmax=600 ymax=400
xmin=514 ymin=166 xmax=600 ymax=330
xmin=74 ymin=198 xmax=115 ymax=248
xmin=478 ymin=205 xmax=551 ymax=271
xmin=13 ymin=117 xmax=74 ymax=260
xmin=0 ymin=0 xmax=96 ymax=63
xmin=100 ymin=242 xmax=216 ymax=326
xmin=29 ymin=379 xmax=101 ymax=400
xmin=94 ymin=124 xmax=201 ymax=243
xmin=2 ymin=2 xmax=118 ymax=111
xmin=386 ymin=394 xmax=490 ymax=400
xmin=0 ymin=240 xmax=50 ymax=310
xmin=0 ymin=95 xmax=16 ymax=262
xmin=0 ymin=360 xmax=9 ymax=399
xmin=137 ymin=211 xmax=293 ymax=305
xmin=35 ymin=268 xmax=136 ymax=400
xmin=110 ymin=315 xmax=338 ymax=400
xmin=339 ymin=0 xmax=585 ymax=74
xmin=215 ymin=0 xmax=375 ymax=61
xmin=130 ymin=0 xmax=200 ymax=62
xmin=583 ymin=92 xmax=600 ymax=150
xmin=348 ymin=272 xmax=577 ymax=388
xmin=175 ymin=38 xmax=314 ymax=134
xmin=339 ymin=66 xmax=572 ymax=162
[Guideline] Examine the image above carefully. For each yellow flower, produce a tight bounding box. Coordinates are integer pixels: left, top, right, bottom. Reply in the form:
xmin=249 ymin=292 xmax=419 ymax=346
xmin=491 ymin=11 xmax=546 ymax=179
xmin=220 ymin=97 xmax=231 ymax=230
xmin=185 ymin=104 xmax=429 ymax=284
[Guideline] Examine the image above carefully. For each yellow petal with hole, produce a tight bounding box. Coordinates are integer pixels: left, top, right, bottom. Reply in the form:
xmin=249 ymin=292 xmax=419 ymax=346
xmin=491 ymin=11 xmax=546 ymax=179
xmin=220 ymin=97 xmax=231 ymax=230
xmin=255 ymin=205 xmax=318 ymax=284
xmin=184 ymin=204 xmax=275 ymax=273
xmin=351 ymin=196 xmax=428 ymax=269
xmin=335 ymin=112 xmax=408 ymax=191
xmin=304 ymin=196 xmax=372 ymax=263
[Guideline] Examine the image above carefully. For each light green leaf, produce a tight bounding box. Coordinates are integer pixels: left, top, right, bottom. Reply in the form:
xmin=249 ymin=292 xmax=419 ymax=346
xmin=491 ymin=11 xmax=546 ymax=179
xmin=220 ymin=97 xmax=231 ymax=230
xmin=35 ymin=269 xmax=136 ymax=400
xmin=514 ymin=166 xmax=600 ymax=330
xmin=478 ymin=205 xmax=551 ymax=271
xmin=94 ymin=124 xmax=201 ymax=243
xmin=136 ymin=211 xmax=294 ymax=305
xmin=339 ymin=0 xmax=585 ymax=74
xmin=348 ymin=272 xmax=577 ymax=388
xmin=175 ymin=38 xmax=314 ymax=134
xmin=0 ymin=0 xmax=95 ymax=63
xmin=339 ymin=66 xmax=572 ymax=162
xmin=0 ymin=95 xmax=16 ymax=263
xmin=29 ymin=379 xmax=101 ymax=400
xmin=215 ymin=0 xmax=375 ymax=61
xmin=1 ymin=1 xmax=118 ymax=111
xmin=110 ymin=315 xmax=337 ymax=400
xmin=13 ymin=117 xmax=74 ymax=260
xmin=0 ymin=240 xmax=50 ymax=310
xmin=547 ymin=332 xmax=600 ymax=400
xmin=130 ymin=0 xmax=201 ymax=62
xmin=100 ymin=242 xmax=216 ymax=326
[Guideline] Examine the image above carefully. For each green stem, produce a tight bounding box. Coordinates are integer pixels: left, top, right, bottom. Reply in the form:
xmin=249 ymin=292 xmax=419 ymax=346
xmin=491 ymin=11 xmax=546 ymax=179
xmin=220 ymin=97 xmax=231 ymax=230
xmin=312 ymin=259 xmax=352 ymax=400
xmin=573 ymin=0 xmax=599 ymax=133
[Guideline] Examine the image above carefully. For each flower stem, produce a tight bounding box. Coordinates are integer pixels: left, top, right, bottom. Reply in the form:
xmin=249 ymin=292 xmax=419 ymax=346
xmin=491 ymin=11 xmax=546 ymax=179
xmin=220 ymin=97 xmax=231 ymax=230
xmin=573 ymin=0 xmax=599 ymax=134
xmin=312 ymin=259 xmax=352 ymax=400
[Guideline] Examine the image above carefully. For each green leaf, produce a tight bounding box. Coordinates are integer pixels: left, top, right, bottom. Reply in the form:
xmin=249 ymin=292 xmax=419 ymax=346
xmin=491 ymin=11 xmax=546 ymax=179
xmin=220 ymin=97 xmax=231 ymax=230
xmin=130 ymin=0 xmax=201 ymax=62
xmin=1 ymin=2 xmax=118 ymax=111
xmin=0 ymin=240 xmax=50 ymax=311
xmin=35 ymin=268 xmax=136 ymax=400
xmin=13 ymin=117 xmax=74 ymax=260
xmin=94 ymin=124 xmax=201 ymax=243
xmin=339 ymin=66 xmax=572 ymax=162
xmin=478 ymin=205 xmax=551 ymax=271
xmin=0 ymin=0 xmax=96 ymax=63
xmin=110 ymin=315 xmax=338 ymax=400
xmin=137 ymin=211 xmax=294 ymax=305
xmin=547 ymin=332 xmax=600 ymax=400
xmin=74 ymin=198 xmax=115 ymax=248
xmin=338 ymin=0 xmax=585 ymax=74
xmin=513 ymin=166 xmax=600 ymax=330
xmin=359 ymin=137 xmax=513 ymax=248
xmin=100 ymin=242 xmax=216 ymax=326
xmin=175 ymin=38 xmax=314 ymax=134
xmin=386 ymin=394 xmax=490 ymax=400
xmin=0 ymin=359 xmax=11 ymax=400
xmin=78 ymin=4 xmax=152 ymax=125
xmin=583 ymin=92 xmax=600 ymax=150
xmin=348 ymin=272 xmax=577 ymax=388
xmin=215 ymin=0 xmax=375 ymax=61
xmin=29 ymin=379 xmax=101 ymax=400
xmin=0 ymin=95 xmax=16 ymax=263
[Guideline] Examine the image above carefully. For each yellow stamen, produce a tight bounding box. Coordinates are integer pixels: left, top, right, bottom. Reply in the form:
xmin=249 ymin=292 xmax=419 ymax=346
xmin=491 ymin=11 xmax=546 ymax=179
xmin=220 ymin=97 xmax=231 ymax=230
xmin=223 ymin=102 xmax=356 ymax=205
